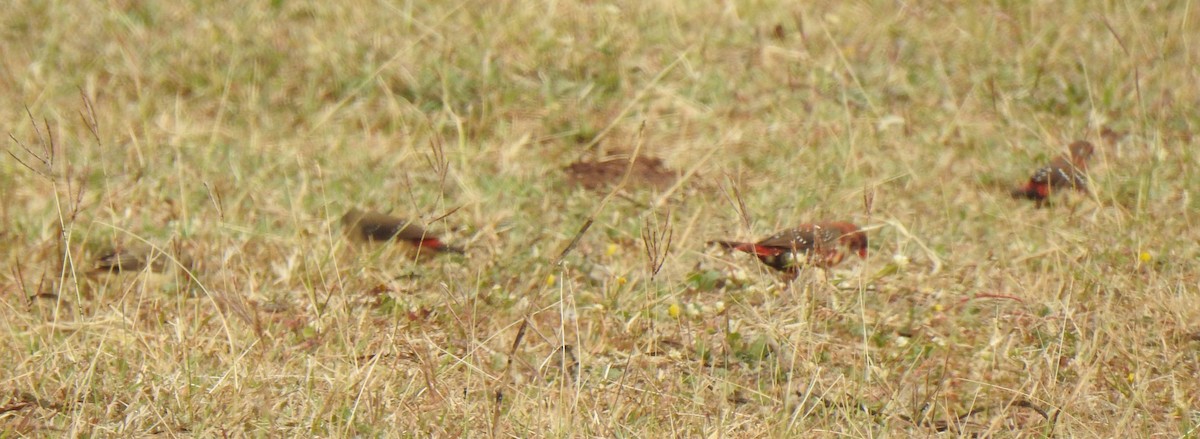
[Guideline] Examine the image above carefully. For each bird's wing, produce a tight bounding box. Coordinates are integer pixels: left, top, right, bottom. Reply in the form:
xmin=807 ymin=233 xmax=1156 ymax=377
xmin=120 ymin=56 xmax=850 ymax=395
xmin=1045 ymin=156 xmax=1088 ymax=190
xmin=95 ymin=248 xmax=171 ymax=272
xmin=756 ymin=227 xmax=817 ymax=252
xmin=96 ymin=251 xmax=147 ymax=272
xmin=350 ymin=211 xmax=425 ymax=241
xmin=390 ymin=222 xmax=432 ymax=242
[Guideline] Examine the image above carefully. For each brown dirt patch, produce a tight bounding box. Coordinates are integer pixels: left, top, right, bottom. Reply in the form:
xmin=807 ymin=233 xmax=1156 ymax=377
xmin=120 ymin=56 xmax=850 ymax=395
xmin=564 ymin=156 xmax=679 ymax=191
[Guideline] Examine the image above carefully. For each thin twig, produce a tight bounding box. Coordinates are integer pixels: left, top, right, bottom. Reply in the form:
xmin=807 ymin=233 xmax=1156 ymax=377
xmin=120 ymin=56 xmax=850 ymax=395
xmin=490 ymin=318 xmax=529 ymax=439
xmin=3 ymin=144 xmax=45 ymax=178
xmin=1098 ymin=15 xmax=1142 ymax=113
xmin=640 ymin=208 xmax=673 ymax=279
xmin=78 ymin=88 xmax=101 ymax=143
xmin=203 ymin=181 xmax=225 ymax=220
xmin=722 ymin=174 xmax=753 ymax=230
xmin=428 ymin=204 xmax=463 ymax=225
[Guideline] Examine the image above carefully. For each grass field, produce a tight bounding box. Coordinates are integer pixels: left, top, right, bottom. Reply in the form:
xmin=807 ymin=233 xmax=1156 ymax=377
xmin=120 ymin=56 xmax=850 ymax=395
xmin=3 ymin=1 xmax=1199 ymax=436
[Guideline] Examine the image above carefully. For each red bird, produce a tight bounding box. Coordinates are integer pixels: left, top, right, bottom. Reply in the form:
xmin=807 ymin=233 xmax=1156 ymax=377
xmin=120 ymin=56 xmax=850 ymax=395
xmin=341 ymin=208 xmax=463 ymax=254
xmin=709 ymin=222 xmax=868 ymax=272
xmin=1011 ymin=140 xmax=1095 ymax=207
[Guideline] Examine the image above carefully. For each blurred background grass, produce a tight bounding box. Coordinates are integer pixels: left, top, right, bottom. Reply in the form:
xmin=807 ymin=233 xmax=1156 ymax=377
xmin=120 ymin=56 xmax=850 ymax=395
xmin=2 ymin=0 xmax=1197 ymax=436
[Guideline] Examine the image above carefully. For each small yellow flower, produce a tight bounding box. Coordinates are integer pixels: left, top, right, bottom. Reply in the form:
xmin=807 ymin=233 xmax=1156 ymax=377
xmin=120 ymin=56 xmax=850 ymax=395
xmin=545 ymin=274 xmax=556 ymax=286
xmin=1139 ymin=252 xmax=1152 ymax=263
xmin=606 ymin=243 xmax=619 ymax=257
xmin=932 ymin=303 xmax=944 ymax=312
xmin=616 ymin=276 xmax=627 ymax=286
xmin=668 ymin=303 xmax=681 ymax=319
xmin=1127 ymin=372 xmax=1136 ymax=383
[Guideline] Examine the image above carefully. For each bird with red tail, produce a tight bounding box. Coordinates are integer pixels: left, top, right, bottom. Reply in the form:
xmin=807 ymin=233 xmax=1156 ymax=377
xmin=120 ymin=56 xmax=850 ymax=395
xmin=709 ymin=222 xmax=868 ymax=273
xmin=1011 ymin=140 xmax=1095 ymax=207
xmin=341 ymin=208 xmax=463 ymax=254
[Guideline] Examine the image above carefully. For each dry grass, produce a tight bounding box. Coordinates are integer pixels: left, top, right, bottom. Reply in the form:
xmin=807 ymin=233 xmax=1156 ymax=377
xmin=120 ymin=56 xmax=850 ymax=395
xmin=2 ymin=1 xmax=1198 ymax=436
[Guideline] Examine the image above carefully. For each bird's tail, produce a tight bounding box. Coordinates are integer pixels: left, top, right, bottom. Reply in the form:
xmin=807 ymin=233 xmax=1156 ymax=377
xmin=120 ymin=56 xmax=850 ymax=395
xmin=1010 ymin=182 xmax=1047 ymax=200
xmin=418 ymin=239 xmax=465 ymax=254
xmin=709 ymin=240 xmax=749 ymax=250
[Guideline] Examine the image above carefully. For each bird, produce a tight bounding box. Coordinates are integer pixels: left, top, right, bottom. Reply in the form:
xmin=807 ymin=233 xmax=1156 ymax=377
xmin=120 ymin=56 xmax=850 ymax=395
xmin=708 ymin=222 xmax=868 ymax=272
xmin=92 ymin=246 xmax=196 ymax=285
xmin=340 ymin=208 xmax=463 ymax=254
xmin=1011 ymin=140 xmax=1095 ymax=207
xmin=94 ymin=247 xmax=175 ymax=273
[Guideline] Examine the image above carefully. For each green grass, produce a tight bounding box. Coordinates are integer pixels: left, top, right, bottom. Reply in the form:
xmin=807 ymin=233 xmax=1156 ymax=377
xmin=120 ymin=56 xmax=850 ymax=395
xmin=3 ymin=0 xmax=1199 ymax=436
